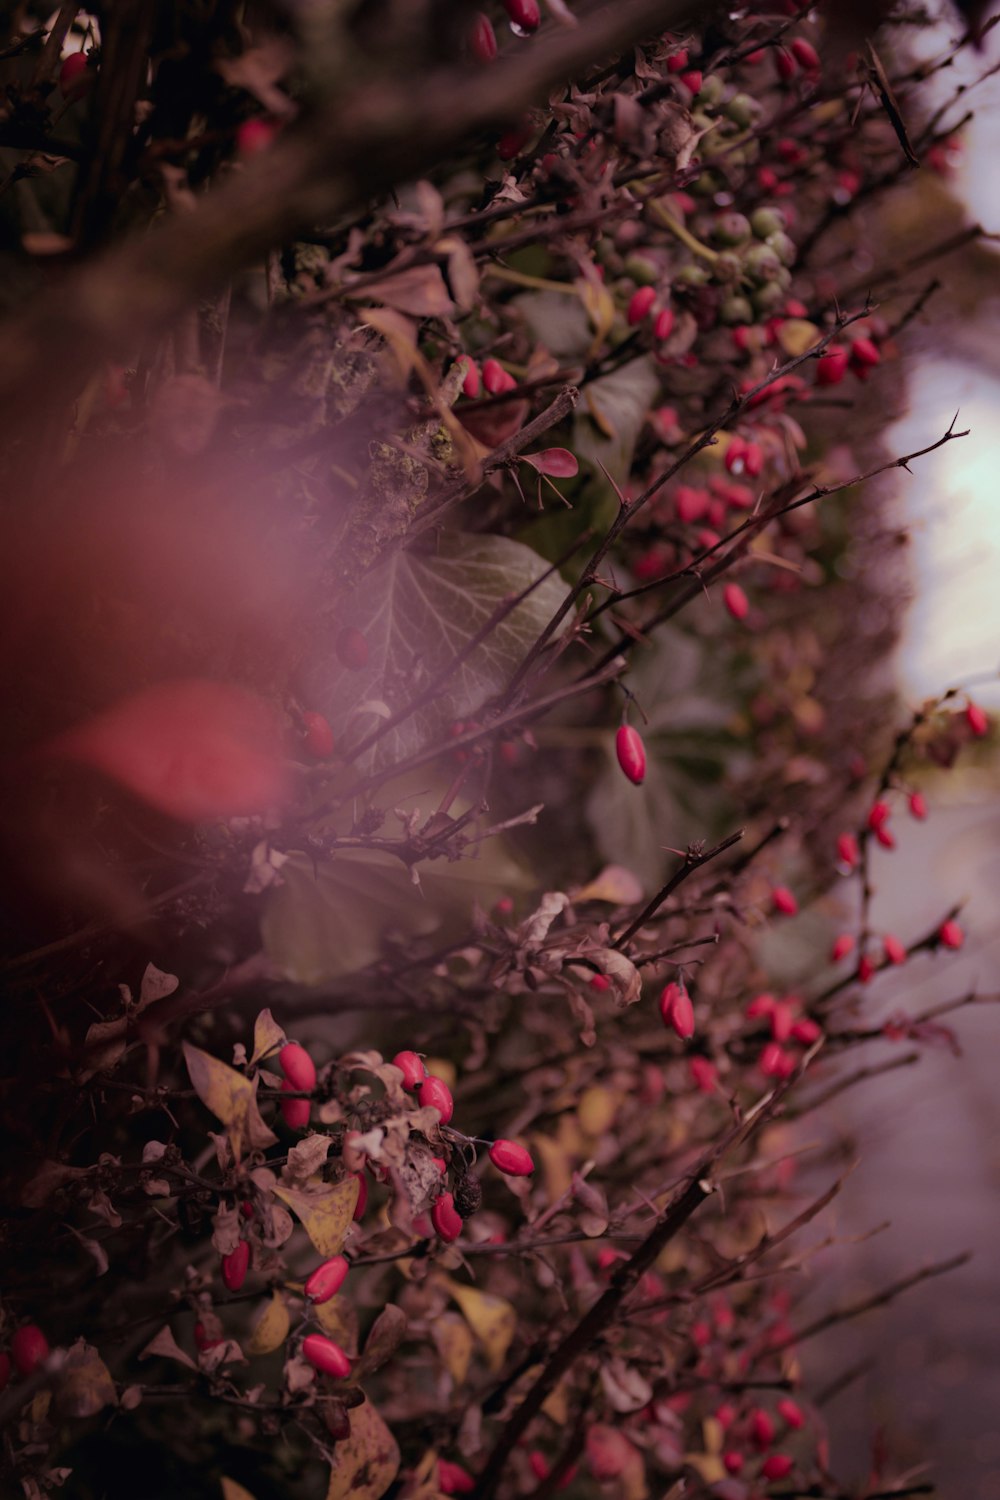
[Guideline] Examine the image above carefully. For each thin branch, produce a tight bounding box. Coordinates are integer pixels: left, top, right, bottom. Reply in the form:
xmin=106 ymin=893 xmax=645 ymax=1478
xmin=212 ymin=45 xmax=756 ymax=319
xmin=612 ymin=829 xmax=745 ymax=950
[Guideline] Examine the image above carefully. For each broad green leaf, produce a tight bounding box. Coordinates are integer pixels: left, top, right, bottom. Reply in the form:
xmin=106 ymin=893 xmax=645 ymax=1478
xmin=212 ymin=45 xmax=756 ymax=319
xmin=326 ymin=1399 xmax=400 ymax=1500
xmin=273 ymin=1176 xmax=359 ymax=1256
xmin=245 ymin=1292 xmax=290 ymax=1355
xmin=182 ymin=1043 xmax=277 ymax=1161
xmin=575 ymin=357 xmax=659 ymax=488
xmin=304 ymin=532 xmax=567 ymax=774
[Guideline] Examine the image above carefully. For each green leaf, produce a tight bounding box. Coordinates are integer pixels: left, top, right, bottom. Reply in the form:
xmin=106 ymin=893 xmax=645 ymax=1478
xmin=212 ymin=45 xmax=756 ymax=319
xmin=307 ymin=533 xmax=567 ymax=775
xmin=574 ymin=357 xmax=659 ymax=489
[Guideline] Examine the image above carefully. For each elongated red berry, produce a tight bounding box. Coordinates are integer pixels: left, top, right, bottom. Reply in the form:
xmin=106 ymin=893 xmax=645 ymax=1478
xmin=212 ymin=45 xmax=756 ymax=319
xmin=502 ymin=0 xmax=540 ymax=34
xmin=458 ymin=356 xmax=481 ymax=397
xmin=790 ymin=1016 xmax=822 ymax=1045
xmin=392 ymin=1050 xmax=427 ymax=1090
xmin=469 ymin=13 xmax=498 ymax=62
xmin=831 ymin=932 xmax=855 ymax=962
xmin=769 ymin=1000 xmax=795 ymax=1042
xmin=337 ymin=626 xmax=369 ymax=672
xmin=615 ymin=725 xmax=646 ymax=785
xmin=762 ymin=1454 xmax=794 ymax=1480
xmin=724 ymin=582 xmax=749 ymax=622
xmin=867 ymin=800 xmax=890 ymax=830
xmin=236 ymin=118 xmax=277 ymax=157
xmin=777 ymin=1396 xmax=805 ymax=1429
xmin=772 ymin=885 xmax=798 ymax=917
xmin=482 ymin=357 xmax=517 ymax=394
xmin=281 ymin=1042 xmax=317 ymax=1092
xmin=666 ymin=48 xmax=689 ymax=73
xmin=489 ymin=1139 xmax=535 ymax=1176
xmin=723 ymin=1452 xmax=744 ymax=1474
xmin=816 ymin=346 xmax=848 ymax=386
xmin=675 ymin=485 xmax=709 ymax=522
xmin=689 ymin=1056 xmax=718 ymax=1093
xmin=939 ymin=919 xmax=964 ymax=950
xmin=858 ymin=953 xmax=876 ymax=983
xmin=746 ymin=993 xmax=776 ymax=1020
xmin=883 ymin=933 xmax=907 ymax=966
xmin=774 ymin=47 xmax=797 ymax=80
xmin=908 ymin=790 xmax=928 ymax=819
xmin=679 ymin=69 xmax=702 ymax=94
xmin=305 ymin=1255 xmax=349 ymax=1304
xmin=966 ymin=701 xmax=989 ymax=737
xmin=759 ymin=1042 xmax=794 ymax=1079
xmin=352 ymin=1172 xmax=368 ymax=1220
xmin=12 ymin=1325 xmax=49 ymax=1376
xmin=659 ymin=982 xmax=695 ymax=1039
xmin=627 ymin=287 xmax=656 ymax=325
xmin=221 ymin=1240 xmax=250 ymax=1292
xmin=850 ymin=336 xmax=880 ymax=369
xmin=653 ymin=306 xmax=675 ymax=340
xmin=59 ymin=51 xmax=92 ymax=99
xmin=419 ymin=1075 xmax=454 ymax=1124
xmin=438 ymin=1459 xmax=476 ymax=1494
xmin=750 ymin=1408 xmax=776 ymax=1447
xmin=280 ymin=1081 xmax=311 ymax=1130
xmin=743 ymin=441 xmax=764 ymax=477
xmin=790 ymin=37 xmax=820 ymax=70
xmin=874 ymin=824 xmax=896 ymax=850
xmin=302 ymin=1332 xmax=351 ymax=1378
xmin=301 ymin=711 xmax=334 ymax=758
xmin=431 ymin=1191 xmax=464 ymax=1241
xmin=836 ymin=832 xmax=859 ymax=869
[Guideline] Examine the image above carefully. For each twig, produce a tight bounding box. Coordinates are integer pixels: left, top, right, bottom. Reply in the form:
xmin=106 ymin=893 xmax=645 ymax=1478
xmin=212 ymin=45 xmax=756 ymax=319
xmin=612 ymin=829 xmax=745 ymax=949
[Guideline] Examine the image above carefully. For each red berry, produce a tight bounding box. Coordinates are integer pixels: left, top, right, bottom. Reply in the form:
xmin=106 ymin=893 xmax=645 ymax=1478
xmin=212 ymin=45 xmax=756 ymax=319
xmin=497 ymin=125 xmax=531 ymax=160
xmin=750 ymin=1408 xmax=776 ymax=1447
xmin=816 ymin=345 xmax=848 ymax=386
xmin=790 ymin=1016 xmax=822 ymax=1044
xmin=725 ymin=437 xmax=747 ymax=474
xmin=615 ymin=725 xmax=646 ymax=786
xmin=679 ymin=69 xmax=703 ymax=94
xmin=431 ymin=1191 xmax=464 ymax=1241
xmin=874 ymin=824 xmax=896 ymax=850
xmin=305 ymin=1255 xmax=349 ymax=1304
xmin=221 ymin=1240 xmax=250 ymax=1292
xmin=777 ymin=1396 xmax=805 ymax=1429
xmin=908 ymin=790 xmax=928 ymax=819
xmin=438 ymin=1460 xmax=476 ymax=1494
xmin=281 ymin=1042 xmax=317 ymax=1091
xmin=743 ymin=441 xmax=764 ymax=477
xmin=302 ymin=1332 xmax=351 ymax=1379
xmin=419 ymin=1074 xmax=455 ymax=1124
xmin=12 ymin=1325 xmax=49 ymax=1376
xmin=769 ymin=1000 xmax=795 ymax=1042
xmin=589 ymin=973 xmax=611 ymax=992
xmin=337 ymin=626 xmax=369 ymax=672
xmin=627 ymin=287 xmax=656 ymax=325
xmin=352 ymin=1172 xmax=368 ymax=1220
xmin=392 ymin=1050 xmax=427 ymax=1089
xmin=235 ymin=118 xmax=277 ymax=157
xmin=836 ymin=832 xmax=859 ymax=869
xmin=675 ymin=485 xmax=709 ymax=523
xmin=653 ymin=306 xmax=675 ymax=340
xmin=850 ymin=335 xmax=881 ymax=368
xmin=966 ymin=701 xmax=989 ymax=737
xmin=724 ymin=582 xmax=749 ymax=622
xmin=689 ymin=1056 xmax=718 ymax=1093
xmin=280 ymin=1081 xmax=311 ymax=1130
xmin=469 ymin=13 xmax=498 ymax=62
xmin=300 ymin=709 xmax=334 ymax=758
xmin=883 ymin=933 xmax=907 ymax=966
xmin=762 ymin=1454 xmax=794 ymax=1480
xmin=858 ymin=953 xmax=876 ymax=983
xmin=790 ymin=37 xmax=820 ymax=70
xmin=759 ymin=1042 xmax=794 ymax=1080
xmin=666 ymin=48 xmax=689 ymax=73
xmin=502 ymin=0 xmax=540 ymax=34
xmin=723 ymin=1452 xmax=744 ymax=1474
xmin=482 ymin=357 xmax=517 ymax=394
xmin=774 ymin=47 xmax=797 ymax=80
xmin=867 ymin=800 xmax=891 ymax=830
xmin=58 ymin=51 xmax=92 ymax=99
xmin=746 ymin=993 xmax=776 ymax=1021
xmin=458 ymin=356 xmax=481 ymax=397
xmin=771 ymin=885 xmax=798 ymax=917
xmin=489 ymin=1139 xmax=535 ymax=1176
xmin=939 ymin=919 xmax=964 ymax=950
xmin=659 ymin=981 xmax=695 ymax=1039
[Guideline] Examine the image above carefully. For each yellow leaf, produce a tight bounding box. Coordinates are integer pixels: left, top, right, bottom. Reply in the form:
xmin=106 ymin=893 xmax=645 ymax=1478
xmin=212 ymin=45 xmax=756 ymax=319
xmin=55 ymin=1342 xmax=117 ymax=1419
xmin=533 ymin=1131 xmax=573 ymax=1202
xmin=578 ymin=277 xmax=616 ymax=353
xmin=702 ymin=1416 xmax=724 ymax=1456
xmin=686 ymin=1453 xmax=726 ymax=1485
xmin=541 ymin=1378 xmax=570 ymax=1425
xmin=776 ymin=318 xmax=820 ymax=357
xmin=182 ymin=1043 xmax=277 ymax=1162
xmin=326 ymin=1399 xmax=400 ymax=1500
xmin=440 ymin=1278 xmax=516 ymax=1374
xmin=573 ymin=865 xmax=644 ymax=906
xmin=423 ymin=1057 xmax=456 ymax=1086
xmin=315 ymin=1294 xmax=359 ymax=1354
xmin=273 ymin=1176 xmax=359 ymax=1256
xmin=221 ymin=1482 xmax=257 ymax=1500
xmin=577 ymin=1084 xmax=619 ymax=1137
xmin=245 ymin=1292 xmax=290 ymax=1356
xmin=249 ymin=1008 xmax=286 ymax=1068
xmin=432 ymin=1311 xmax=473 ymax=1386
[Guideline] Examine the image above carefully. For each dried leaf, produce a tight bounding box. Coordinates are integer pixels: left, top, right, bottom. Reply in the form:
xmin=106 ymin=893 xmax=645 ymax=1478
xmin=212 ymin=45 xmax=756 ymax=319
xmin=183 ymin=1042 xmax=277 ymax=1162
xmin=55 ymin=1342 xmax=117 ymax=1419
xmin=138 ymin=963 xmax=179 ymax=1007
xmin=221 ymin=1481 xmax=258 ymax=1500
xmin=432 ymin=1312 xmax=474 ymax=1386
xmin=574 ymin=865 xmax=643 ymax=905
xmin=245 ymin=1292 xmax=290 ymax=1356
xmin=315 ymin=1295 xmax=360 ymax=1355
xmin=139 ymin=1325 xmax=197 ymax=1370
xmin=519 ymin=448 xmax=579 ymax=478
xmin=273 ymin=1176 xmax=359 ymax=1256
xmin=361 ymin=308 xmax=419 ymax=384
xmin=326 ymin=1399 xmax=400 ymax=1500
xmin=440 ymin=1279 xmax=516 ymax=1373
xmin=776 ymin=319 xmax=821 ymax=357
xmin=357 ymin=1305 xmax=407 ymax=1377
xmin=282 ymin=1133 xmax=332 ymax=1185
xmin=353 ymin=265 xmax=454 ymax=318
xmin=438 ymin=236 xmax=479 ymax=311
xmin=212 ymin=1200 xmax=242 ymax=1256
xmin=249 ymin=1008 xmax=286 ymax=1067
xmin=586 ymin=948 xmax=641 ymax=1007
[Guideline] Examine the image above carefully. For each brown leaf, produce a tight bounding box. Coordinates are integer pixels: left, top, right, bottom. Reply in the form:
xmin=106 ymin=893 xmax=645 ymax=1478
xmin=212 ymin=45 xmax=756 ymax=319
xmin=326 ymin=1399 xmax=400 ymax=1500
xmin=357 ymin=1305 xmax=407 ymax=1377
xmin=55 ymin=1342 xmax=117 ymax=1419
xmin=353 ymin=265 xmax=454 ymax=318
xmin=249 ymin=1008 xmax=286 ymax=1067
xmin=282 ymin=1132 xmax=333 ymax=1185
xmin=139 ymin=1326 xmax=197 ymax=1370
